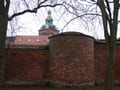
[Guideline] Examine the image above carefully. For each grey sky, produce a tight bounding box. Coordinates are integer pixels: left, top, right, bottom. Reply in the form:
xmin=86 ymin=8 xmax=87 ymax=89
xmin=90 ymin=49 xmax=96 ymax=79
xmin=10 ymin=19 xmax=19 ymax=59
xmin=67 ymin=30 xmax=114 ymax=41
xmin=6 ymin=0 xmax=120 ymax=39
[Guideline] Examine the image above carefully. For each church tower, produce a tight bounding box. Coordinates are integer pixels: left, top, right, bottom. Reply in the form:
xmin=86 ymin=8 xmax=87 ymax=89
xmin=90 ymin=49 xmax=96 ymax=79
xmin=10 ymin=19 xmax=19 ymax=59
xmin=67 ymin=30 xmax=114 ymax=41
xmin=39 ymin=10 xmax=59 ymax=36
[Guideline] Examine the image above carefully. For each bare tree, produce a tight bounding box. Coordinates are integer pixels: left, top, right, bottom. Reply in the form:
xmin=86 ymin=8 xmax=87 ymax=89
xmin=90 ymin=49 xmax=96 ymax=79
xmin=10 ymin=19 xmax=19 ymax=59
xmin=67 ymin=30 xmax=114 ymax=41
xmin=0 ymin=0 xmax=64 ymax=85
xmin=98 ymin=1 xmax=119 ymax=90
xmin=62 ymin=0 xmax=119 ymax=90
xmin=0 ymin=1 xmax=119 ymax=90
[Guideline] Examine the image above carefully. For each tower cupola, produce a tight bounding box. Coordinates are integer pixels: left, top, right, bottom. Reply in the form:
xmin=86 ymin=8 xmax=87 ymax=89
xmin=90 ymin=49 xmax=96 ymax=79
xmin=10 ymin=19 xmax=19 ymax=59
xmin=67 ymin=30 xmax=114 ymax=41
xmin=46 ymin=10 xmax=53 ymax=25
xmin=40 ymin=10 xmax=57 ymax=30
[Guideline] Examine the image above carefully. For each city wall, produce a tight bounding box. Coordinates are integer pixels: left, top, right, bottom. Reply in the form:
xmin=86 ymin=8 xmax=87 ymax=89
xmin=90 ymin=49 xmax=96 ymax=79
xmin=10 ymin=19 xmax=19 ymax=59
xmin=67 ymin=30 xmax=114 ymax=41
xmin=5 ymin=32 xmax=120 ymax=85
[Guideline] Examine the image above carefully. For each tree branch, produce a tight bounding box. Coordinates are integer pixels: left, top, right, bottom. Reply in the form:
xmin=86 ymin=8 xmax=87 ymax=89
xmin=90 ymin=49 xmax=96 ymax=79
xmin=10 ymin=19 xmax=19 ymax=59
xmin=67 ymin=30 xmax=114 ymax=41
xmin=97 ymin=0 xmax=110 ymax=42
xmin=61 ymin=13 xmax=101 ymax=32
xmin=105 ymin=0 xmax=112 ymax=20
xmin=6 ymin=0 xmax=10 ymax=13
xmin=105 ymin=0 xmax=113 ymax=36
xmin=112 ymin=0 xmax=119 ymax=38
xmin=8 ymin=3 xmax=63 ymax=21
xmin=39 ymin=0 xmax=48 ymax=5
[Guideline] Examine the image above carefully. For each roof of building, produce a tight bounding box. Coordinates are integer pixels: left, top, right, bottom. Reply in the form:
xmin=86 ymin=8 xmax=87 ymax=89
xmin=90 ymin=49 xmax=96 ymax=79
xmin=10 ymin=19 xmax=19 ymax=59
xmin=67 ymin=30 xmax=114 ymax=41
xmin=6 ymin=37 xmax=16 ymax=43
xmin=40 ymin=10 xmax=58 ymax=30
xmin=14 ymin=36 xmax=49 ymax=45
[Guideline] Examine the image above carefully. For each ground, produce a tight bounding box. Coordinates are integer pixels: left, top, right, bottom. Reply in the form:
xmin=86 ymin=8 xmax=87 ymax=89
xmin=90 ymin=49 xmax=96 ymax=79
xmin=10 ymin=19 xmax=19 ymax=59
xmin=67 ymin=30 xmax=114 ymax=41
xmin=0 ymin=85 xmax=120 ymax=90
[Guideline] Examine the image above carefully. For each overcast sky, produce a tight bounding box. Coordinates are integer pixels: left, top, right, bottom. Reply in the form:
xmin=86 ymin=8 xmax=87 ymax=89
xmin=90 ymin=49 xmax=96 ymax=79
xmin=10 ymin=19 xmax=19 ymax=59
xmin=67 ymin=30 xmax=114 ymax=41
xmin=6 ymin=0 xmax=120 ymax=39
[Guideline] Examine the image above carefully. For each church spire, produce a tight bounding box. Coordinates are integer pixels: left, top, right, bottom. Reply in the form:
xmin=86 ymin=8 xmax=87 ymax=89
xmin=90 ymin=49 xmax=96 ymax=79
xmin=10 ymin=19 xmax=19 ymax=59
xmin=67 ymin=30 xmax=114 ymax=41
xmin=40 ymin=10 xmax=57 ymax=30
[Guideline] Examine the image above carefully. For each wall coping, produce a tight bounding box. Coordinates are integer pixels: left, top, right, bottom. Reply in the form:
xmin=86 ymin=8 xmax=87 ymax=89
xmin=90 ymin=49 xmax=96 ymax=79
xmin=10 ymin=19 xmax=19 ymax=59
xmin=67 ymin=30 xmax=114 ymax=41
xmin=95 ymin=40 xmax=120 ymax=44
xmin=5 ymin=45 xmax=49 ymax=50
xmin=49 ymin=32 xmax=95 ymax=40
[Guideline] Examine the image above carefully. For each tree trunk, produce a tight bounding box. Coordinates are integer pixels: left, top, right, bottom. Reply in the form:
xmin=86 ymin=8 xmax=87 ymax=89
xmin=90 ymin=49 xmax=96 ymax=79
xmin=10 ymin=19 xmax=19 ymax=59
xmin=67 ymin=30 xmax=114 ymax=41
xmin=104 ymin=38 xmax=116 ymax=90
xmin=0 ymin=1 xmax=8 ymax=85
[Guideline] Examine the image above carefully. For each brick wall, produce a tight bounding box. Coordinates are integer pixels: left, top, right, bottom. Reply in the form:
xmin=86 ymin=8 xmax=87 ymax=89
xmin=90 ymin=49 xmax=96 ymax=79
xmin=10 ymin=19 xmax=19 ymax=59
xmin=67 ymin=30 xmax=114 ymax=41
xmin=48 ymin=32 xmax=95 ymax=84
xmin=115 ymin=44 xmax=120 ymax=82
xmin=5 ymin=32 xmax=120 ymax=85
xmin=94 ymin=41 xmax=120 ymax=83
xmin=94 ymin=42 xmax=107 ymax=82
xmin=5 ymin=47 xmax=49 ymax=84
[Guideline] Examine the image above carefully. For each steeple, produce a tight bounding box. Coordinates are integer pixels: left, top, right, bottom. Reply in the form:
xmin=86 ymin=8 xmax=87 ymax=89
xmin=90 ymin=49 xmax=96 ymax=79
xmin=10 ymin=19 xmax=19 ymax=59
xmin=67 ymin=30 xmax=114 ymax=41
xmin=40 ymin=10 xmax=57 ymax=30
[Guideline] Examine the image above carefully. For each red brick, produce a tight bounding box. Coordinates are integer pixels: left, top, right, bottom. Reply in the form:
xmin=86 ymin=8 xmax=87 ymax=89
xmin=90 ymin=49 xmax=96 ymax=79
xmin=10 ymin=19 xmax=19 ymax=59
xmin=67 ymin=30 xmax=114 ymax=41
xmin=5 ymin=48 xmax=49 ymax=83
xmin=48 ymin=33 xmax=95 ymax=84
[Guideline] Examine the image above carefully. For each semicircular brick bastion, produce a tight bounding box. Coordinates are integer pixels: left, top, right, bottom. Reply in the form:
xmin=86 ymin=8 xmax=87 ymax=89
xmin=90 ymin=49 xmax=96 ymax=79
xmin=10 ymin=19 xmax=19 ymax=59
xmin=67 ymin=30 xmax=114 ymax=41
xmin=48 ymin=32 xmax=95 ymax=84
